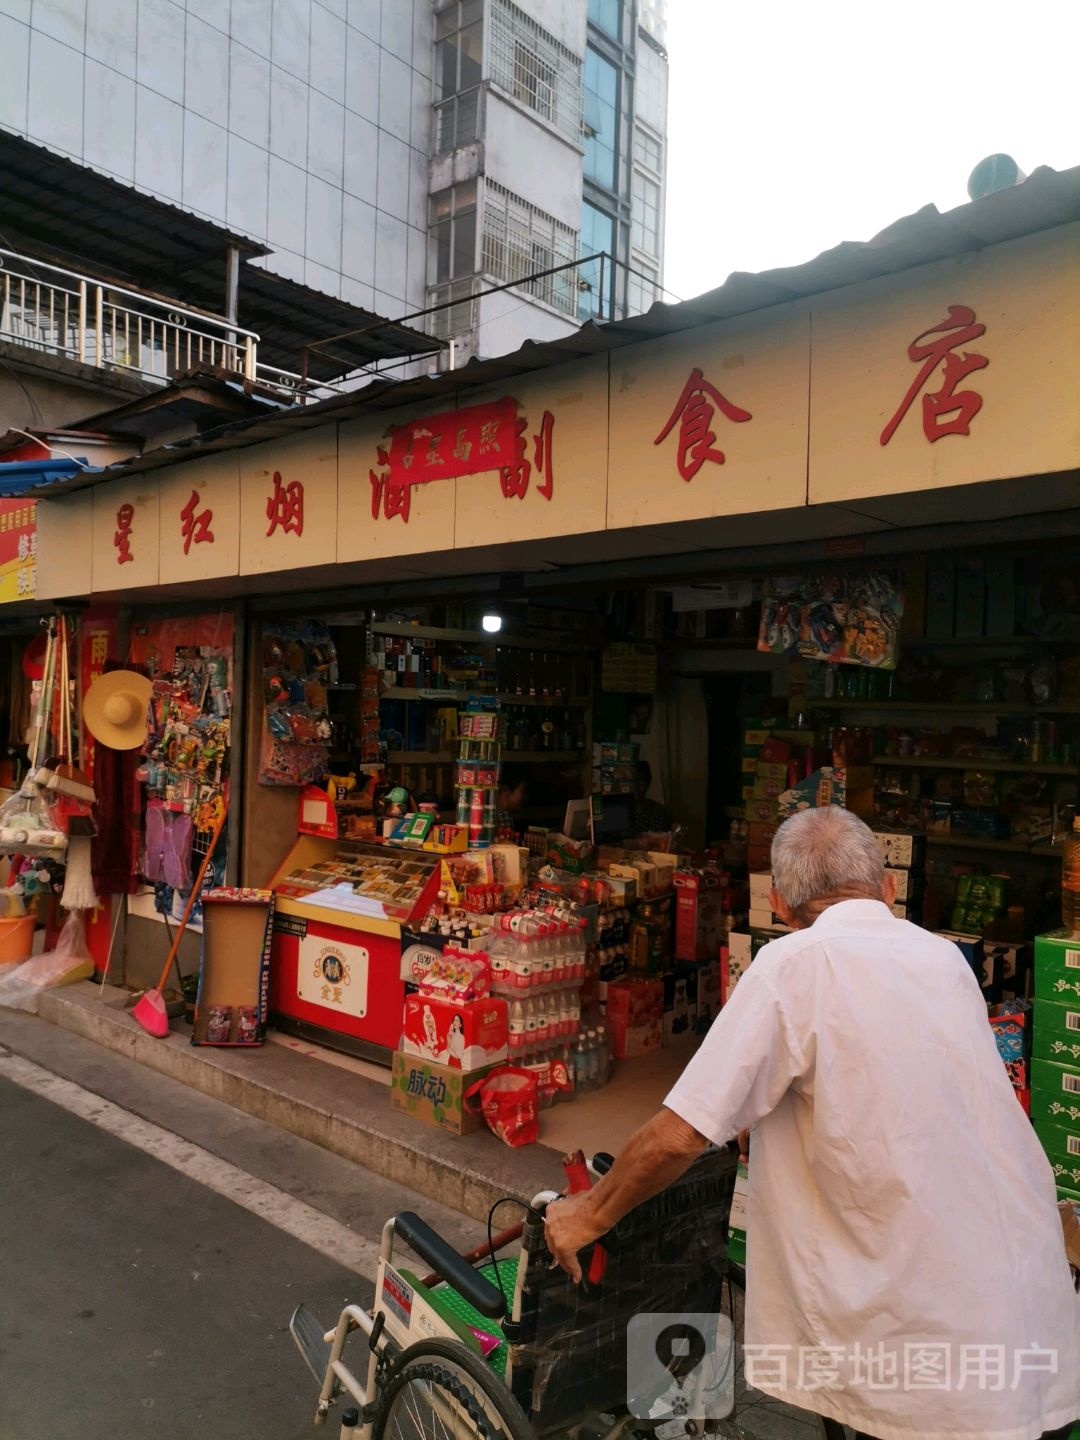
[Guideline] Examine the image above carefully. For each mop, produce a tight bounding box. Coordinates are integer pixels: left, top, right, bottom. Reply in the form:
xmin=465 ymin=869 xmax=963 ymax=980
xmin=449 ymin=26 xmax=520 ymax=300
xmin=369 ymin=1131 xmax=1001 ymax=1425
xmin=131 ymin=802 xmax=228 ymax=1038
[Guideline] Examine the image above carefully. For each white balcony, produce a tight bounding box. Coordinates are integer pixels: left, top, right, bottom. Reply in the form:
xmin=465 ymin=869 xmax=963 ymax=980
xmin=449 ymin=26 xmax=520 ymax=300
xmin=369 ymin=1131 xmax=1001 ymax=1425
xmin=0 ymin=247 xmax=259 ymax=387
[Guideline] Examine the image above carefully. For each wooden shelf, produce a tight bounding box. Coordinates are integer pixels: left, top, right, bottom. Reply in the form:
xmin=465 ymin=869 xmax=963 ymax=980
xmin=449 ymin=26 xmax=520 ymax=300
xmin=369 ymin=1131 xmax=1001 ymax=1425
xmin=379 ymin=686 xmax=590 ymax=707
xmin=900 ymin=635 xmax=1048 ymax=650
xmin=370 ymin=620 xmax=586 ymax=653
xmin=509 ymin=751 xmax=583 ymax=763
xmin=927 ymin=834 xmax=1060 ymax=857
xmin=872 ymin=755 xmax=1077 ymax=776
xmin=385 ymin=751 xmax=454 ymax=763
xmin=809 ymin=700 xmax=1080 ymax=715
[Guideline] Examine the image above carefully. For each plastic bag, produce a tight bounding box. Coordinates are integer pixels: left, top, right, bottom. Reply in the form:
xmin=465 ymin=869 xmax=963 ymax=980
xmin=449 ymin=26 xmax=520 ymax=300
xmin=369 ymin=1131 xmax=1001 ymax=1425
xmin=0 ymin=911 xmax=93 ymax=1013
xmin=465 ymin=1066 xmax=539 ymax=1147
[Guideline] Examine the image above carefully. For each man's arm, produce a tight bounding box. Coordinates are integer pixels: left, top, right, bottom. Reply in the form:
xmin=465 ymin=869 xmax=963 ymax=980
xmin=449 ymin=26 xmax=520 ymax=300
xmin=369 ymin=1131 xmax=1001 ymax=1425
xmin=544 ymin=1107 xmax=707 ymax=1281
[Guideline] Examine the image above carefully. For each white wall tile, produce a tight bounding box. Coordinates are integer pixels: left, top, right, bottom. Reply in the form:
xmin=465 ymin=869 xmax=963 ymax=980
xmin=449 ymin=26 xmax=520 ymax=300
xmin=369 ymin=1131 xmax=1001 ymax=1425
xmin=186 ymin=0 xmax=227 ymax=30
xmin=0 ymin=0 xmax=31 ymax=22
xmin=135 ymin=84 xmax=183 ymax=199
xmin=375 ymin=129 xmax=409 ymax=219
xmin=0 ymin=15 xmax=29 ymax=132
xmin=185 ymin=13 xmax=230 ymax=129
xmin=182 ymin=109 xmax=228 ymax=220
xmin=268 ymin=64 xmax=307 ymax=166
xmin=304 ymin=172 xmax=343 ymax=270
xmin=411 ymin=0 xmax=431 ymax=78
xmin=340 ymin=275 xmax=373 ymax=310
xmin=379 ymin=0 xmax=410 ymax=62
xmin=32 ymin=0 xmax=85 ymax=50
xmin=229 ymin=0 xmax=269 ymax=57
xmin=85 ymin=0 xmax=137 ymax=78
xmin=344 ymin=23 xmax=378 ymax=121
xmin=138 ymin=0 xmax=186 ymax=102
xmin=406 ymin=220 xmax=427 ymax=297
xmin=343 ymin=109 xmax=377 ymax=202
xmin=406 ymin=139 xmax=427 ymax=227
xmin=229 ymin=41 xmax=270 ymax=147
xmin=346 ymin=0 xmax=377 ymax=42
xmin=377 ymin=48 xmax=410 ymax=143
xmin=28 ymin=32 xmax=83 ymax=155
xmin=318 ymin=0 xmax=344 ymax=18
xmin=304 ymin=258 xmax=340 ymax=296
xmin=309 ymin=2 xmax=345 ymax=102
xmin=374 ymin=208 xmax=406 ymax=300
xmin=226 ymin=132 xmax=269 ymax=237
xmin=84 ymin=59 xmax=136 ymax=179
xmin=307 ymin=89 xmax=344 ymax=186
xmin=261 ymin=247 xmax=304 ymax=283
xmin=266 ymin=153 xmax=306 ymax=252
xmin=409 ymin=64 xmax=429 ymax=151
xmin=373 ymin=287 xmax=399 ymax=318
xmin=341 ymin=192 xmax=375 ymax=282
xmin=271 ymin=0 xmax=308 ymax=82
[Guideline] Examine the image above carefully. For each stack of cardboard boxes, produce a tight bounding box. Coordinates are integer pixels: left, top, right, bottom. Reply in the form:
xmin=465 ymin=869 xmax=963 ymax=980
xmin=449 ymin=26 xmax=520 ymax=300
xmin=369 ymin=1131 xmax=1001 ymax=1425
xmin=1031 ymin=933 xmax=1080 ymax=1203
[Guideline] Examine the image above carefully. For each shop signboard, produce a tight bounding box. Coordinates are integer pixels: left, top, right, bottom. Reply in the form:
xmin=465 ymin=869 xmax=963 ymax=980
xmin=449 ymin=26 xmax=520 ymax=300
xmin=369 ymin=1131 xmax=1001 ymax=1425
xmin=296 ymin=932 xmax=369 ymax=1019
xmin=158 ymin=456 xmax=241 ymax=584
xmin=239 ymin=430 xmax=339 ymax=575
xmin=0 ymin=499 xmax=37 ymax=602
xmin=34 ymin=491 xmax=92 ymax=600
xmin=808 ymin=223 xmax=1080 ymax=506
xmin=90 ymin=477 xmax=161 ymax=590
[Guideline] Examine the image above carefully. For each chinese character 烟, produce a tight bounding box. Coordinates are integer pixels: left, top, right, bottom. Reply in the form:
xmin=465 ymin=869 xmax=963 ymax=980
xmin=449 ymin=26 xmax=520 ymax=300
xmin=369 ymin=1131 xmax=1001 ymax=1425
xmin=180 ymin=490 xmax=214 ymax=555
xmin=880 ymin=304 xmax=988 ymax=446
xmin=654 ymin=366 xmax=753 ymax=480
xmin=266 ymin=471 xmax=305 ymax=537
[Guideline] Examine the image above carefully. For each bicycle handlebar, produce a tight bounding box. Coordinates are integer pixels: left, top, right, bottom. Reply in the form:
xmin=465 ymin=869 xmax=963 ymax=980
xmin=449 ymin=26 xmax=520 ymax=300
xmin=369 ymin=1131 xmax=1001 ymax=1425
xmin=394 ymin=1211 xmax=507 ymax=1319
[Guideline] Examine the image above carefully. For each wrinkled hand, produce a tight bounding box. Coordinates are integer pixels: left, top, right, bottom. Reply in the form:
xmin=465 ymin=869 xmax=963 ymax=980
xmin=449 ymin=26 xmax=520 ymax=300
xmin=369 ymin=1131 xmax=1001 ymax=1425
xmin=544 ymin=1192 xmax=605 ymax=1284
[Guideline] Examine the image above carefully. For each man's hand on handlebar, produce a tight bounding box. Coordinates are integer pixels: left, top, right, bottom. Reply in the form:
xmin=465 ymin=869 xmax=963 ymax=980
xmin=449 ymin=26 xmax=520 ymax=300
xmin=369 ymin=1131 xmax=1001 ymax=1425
xmin=545 ymin=1192 xmax=606 ymax=1284
xmin=738 ymin=1129 xmax=750 ymax=1162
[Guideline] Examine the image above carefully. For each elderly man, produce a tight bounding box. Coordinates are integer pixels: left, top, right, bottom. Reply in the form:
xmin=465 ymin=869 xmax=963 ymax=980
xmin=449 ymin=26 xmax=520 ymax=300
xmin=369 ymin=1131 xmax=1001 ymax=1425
xmin=546 ymin=807 xmax=1080 ymax=1440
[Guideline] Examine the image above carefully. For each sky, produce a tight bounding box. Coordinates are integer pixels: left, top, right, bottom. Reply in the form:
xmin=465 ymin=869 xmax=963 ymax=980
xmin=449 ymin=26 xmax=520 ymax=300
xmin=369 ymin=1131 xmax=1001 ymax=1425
xmin=662 ymin=0 xmax=1080 ymax=303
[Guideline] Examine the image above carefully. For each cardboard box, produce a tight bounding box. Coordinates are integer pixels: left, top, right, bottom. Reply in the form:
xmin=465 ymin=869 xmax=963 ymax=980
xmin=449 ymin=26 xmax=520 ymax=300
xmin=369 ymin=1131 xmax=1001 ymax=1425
xmin=1033 ymin=1118 xmax=1080 ymax=1193
xmin=192 ymin=888 xmax=275 ymax=1047
xmin=1034 ymin=931 xmax=1080 ymax=1003
xmin=662 ymin=966 xmax=698 ymax=1044
xmin=402 ymin=994 xmax=508 ymax=1070
xmin=777 ymin=767 xmax=845 ymax=818
xmin=1031 ymin=1058 xmax=1080 ymax=1126
xmin=747 ymin=820 xmax=778 ymax=848
xmin=694 ymin=957 xmax=722 ymax=1032
xmin=746 ymin=842 xmax=773 ymax=871
xmin=989 ymin=1002 xmax=1032 ymax=1069
xmin=745 ymin=797 xmax=779 ymax=824
xmin=743 ymin=728 xmax=769 ymax=748
xmin=723 ymin=927 xmax=782 ymax=1003
xmin=1034 ymin=997 xmax=1080 ymax=1067
xmin=752 ymin=775 xmax=785 ymax=800
xmin=985 ymin=941 xmax=1028 ymax=1000
xmin=674 ymin=869 xmax=726 ymax=962
xmin=759 ymin=738 xmax=792 ymax=764
xmin=937 ymin=930 xmax=985 ymax=986
xmin=873 ymin=830 xmax=926 ymax=870
xmin=607 ymin=977 xmax=663 ymax=1058
xmin=390 ymin=1052 xmax=495 ymax=1135
xmin=749 ymin=871 xmax=773 ymax=906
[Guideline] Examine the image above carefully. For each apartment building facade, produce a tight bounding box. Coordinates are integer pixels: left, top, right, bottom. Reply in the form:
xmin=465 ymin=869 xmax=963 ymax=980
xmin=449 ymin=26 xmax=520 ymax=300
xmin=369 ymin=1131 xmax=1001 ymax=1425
xmin=0 ymin=0 xmax=667 ymax=364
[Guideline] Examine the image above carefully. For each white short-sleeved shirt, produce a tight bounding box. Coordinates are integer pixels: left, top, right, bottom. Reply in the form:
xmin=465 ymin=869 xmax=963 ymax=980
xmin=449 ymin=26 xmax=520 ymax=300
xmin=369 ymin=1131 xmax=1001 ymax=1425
xmin=665 ymin=900 xmax=1080 ymax=1440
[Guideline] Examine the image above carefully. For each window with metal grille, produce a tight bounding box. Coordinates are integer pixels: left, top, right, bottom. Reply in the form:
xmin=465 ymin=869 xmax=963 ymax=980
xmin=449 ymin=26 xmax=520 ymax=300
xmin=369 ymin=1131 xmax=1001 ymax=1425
xmin=631 ymin=170 xmax=661 ymax=257
xmin=488 ymin=0 xmax=582 ymax=141
xmin=429 ymin=181 xmax=478 ymax=284
xmin=434 ymin=0 xmax=482 ymax=152
xmin=481 ymin=181 xmax=578 ymax=316
xmin=427 ymin=278 xmax=479 ymax=341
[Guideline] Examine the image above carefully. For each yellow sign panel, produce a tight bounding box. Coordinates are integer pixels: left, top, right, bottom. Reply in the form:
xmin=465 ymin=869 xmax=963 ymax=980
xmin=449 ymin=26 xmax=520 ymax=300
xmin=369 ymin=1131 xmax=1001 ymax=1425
xmin=35 ymin=492 xmax=92 ymax=601
xmin=607 ymin=307 xmax=811 ymax=529
xmin=239 ymin=430 xmax=339 ymax=575
xmin=809 ymin=224 xmax=1080 ymax=505
xmin=158 ymin=457 xmax=241 ymax=584
xmin=338 ymin=410 xmax=459 ymax=564
xmin=0 ymin=499 xmax=37 ymax=602
xmin=90 ymin=477 xmax=160 ymax=591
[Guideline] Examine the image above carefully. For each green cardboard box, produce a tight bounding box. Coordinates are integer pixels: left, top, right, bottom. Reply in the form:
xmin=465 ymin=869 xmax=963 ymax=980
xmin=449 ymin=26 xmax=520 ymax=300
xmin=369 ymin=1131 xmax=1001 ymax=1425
xmin=1033 ymin=1117 xmax=1080 ymax=1193
xmin=390 ymin=1051 xmax=496 ymax=1136
xmin=1031 ymin=1057 xmax=1080 ymax=1127
xmin=1033 ymin=931 xmax=1080 ymax=1003
xmin=1033 ymin=997 xmax=1080 ymax=1067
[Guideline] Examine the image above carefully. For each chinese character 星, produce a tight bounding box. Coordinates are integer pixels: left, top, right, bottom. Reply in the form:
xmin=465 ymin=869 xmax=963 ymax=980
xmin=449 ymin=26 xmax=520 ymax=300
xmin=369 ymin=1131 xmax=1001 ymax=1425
xmin=880 ymin=304 xmax=988 ymax=446
xmin=114 ymin=503 xmax=135 ymax=565
xmin=180 ymin=490 xmax=214 ymax=555
xmin=654 ymin=366 xmax=753 ymax=481
xmin=266 ymin=471 xmax=304 ymax=537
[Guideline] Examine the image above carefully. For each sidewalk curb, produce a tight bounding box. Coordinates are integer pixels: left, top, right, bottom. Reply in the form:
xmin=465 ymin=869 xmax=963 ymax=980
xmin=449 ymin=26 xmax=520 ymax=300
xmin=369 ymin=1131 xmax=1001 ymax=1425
xmin=33 ymin=984 xmax=555 ymax=1224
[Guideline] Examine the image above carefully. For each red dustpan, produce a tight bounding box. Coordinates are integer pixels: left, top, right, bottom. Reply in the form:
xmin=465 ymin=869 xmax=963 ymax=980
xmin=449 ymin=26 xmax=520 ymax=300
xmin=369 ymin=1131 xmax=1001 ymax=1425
xmin=132 ymin=804 xmax=228 ymax=1038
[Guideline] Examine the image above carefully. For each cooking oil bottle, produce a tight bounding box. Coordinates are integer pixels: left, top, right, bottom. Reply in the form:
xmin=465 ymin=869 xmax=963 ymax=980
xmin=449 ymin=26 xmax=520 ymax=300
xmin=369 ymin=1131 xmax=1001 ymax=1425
xmin=1062 ymin=817 xmax=1080 ymax=934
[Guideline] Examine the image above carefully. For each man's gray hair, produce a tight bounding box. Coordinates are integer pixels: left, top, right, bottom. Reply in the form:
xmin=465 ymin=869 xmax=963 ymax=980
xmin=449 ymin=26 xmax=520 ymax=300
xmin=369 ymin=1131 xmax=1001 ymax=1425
xmin=770 ymin=807 xmax=885 ymax=911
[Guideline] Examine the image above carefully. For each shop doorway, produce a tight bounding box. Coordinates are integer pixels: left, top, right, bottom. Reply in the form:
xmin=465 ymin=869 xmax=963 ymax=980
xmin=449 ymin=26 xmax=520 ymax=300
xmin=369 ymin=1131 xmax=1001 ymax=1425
xmin=704 ymin=672 xmax=775 ymax=842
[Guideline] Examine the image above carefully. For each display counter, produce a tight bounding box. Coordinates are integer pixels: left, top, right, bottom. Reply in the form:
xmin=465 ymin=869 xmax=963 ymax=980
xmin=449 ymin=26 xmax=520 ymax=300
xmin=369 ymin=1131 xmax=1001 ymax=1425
xmin=269 ymin=835 xmax=442 ymax=1062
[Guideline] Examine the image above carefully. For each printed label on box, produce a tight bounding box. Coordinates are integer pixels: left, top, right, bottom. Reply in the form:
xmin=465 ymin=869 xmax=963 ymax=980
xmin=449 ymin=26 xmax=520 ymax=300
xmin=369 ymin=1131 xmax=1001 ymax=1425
xmin=297 ymin=935 xmax=369 ymax=1017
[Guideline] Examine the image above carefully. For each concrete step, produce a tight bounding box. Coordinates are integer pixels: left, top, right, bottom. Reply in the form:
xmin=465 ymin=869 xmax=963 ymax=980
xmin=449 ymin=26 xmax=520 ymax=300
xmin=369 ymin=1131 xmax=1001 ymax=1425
xmin=35 ymin=982 xmax=557 ymax=1224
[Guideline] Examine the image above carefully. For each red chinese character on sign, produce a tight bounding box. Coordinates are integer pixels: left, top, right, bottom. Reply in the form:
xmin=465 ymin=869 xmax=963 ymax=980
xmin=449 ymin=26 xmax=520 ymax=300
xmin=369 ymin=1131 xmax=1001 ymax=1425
xmin=180 ymin=490 xmax=214 ymax=555
xmin=370 ymin=448 xmax=413 ymax=524
xmin=266 ymin=471 xmax=304 ymax=537
xmin=654 ymin=367 xmax=753 ymax=480
xmin=499 ymin=411 xmax=556 ymax=501
xmin=114 ymin=503 xmax=134 ymax=565
xmin=880 ymin=304 xmax=988 ymax=446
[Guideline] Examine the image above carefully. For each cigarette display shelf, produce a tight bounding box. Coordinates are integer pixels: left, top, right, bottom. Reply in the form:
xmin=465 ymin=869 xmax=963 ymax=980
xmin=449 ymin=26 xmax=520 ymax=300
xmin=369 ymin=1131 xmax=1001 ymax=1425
xmin=872 ymin=755 xmax=1077 ymax=776
xmin=379 ymin=686 xmax=591 ymax=707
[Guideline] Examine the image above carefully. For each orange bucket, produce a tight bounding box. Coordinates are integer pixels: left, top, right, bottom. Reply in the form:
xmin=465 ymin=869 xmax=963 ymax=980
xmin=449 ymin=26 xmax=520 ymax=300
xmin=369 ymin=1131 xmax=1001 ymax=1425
xmin=0 ymin=916 xmax=35 ymax=963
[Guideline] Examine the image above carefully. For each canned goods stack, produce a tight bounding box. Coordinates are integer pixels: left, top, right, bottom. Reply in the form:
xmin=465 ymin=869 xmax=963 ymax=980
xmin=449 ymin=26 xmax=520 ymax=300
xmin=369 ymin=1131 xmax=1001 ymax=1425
xmin=456 ymin=700 xmax=501 ymax=848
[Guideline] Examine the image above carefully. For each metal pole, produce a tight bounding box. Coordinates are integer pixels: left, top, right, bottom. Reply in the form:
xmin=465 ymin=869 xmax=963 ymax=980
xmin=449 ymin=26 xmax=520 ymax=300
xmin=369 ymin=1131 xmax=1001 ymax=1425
xmin=225 ymin=242 xmax=240 ymax=369
xmin=598 ymin=253 xmax=606 ymax=322
xmin=77 ymin=280 xmax=86 ymax=364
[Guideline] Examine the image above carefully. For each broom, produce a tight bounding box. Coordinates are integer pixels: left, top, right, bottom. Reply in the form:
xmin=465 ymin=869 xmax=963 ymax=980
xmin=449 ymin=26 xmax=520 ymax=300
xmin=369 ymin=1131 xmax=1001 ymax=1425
xmin=29 ymin=621 xmax=58 ymax=788
xmin=46 ymin=619 xmax=96 ymax=804
xmin=131 ymin=801 xmax=228 ymax=1039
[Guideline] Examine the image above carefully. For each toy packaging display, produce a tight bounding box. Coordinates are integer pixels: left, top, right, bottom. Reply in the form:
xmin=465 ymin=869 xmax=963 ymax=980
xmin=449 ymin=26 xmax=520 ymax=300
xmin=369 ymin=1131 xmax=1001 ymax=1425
xmin=401 ymin=993 xmax=508 ymax=1070
xmin=191 ymin=888 xmax=274 ymax=1046
xmin=456 ymin=699 xmax=501 ymax=848
xmin=988 ymin=1000 xmax=1032 ymax=1101
xmin=258 ymin=621 xmax=336 ymax=787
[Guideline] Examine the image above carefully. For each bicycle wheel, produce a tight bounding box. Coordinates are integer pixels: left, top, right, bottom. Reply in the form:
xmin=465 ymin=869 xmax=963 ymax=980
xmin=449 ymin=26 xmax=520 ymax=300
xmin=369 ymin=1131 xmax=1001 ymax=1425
xmin=373 ymin=1338 xmax=534 ymax=1440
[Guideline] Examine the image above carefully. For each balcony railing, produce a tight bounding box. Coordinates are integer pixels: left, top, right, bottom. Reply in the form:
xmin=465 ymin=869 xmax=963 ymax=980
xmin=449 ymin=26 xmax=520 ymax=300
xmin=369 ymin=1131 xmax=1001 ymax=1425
xmin=0 ymin=247 xmax=259 ymax=386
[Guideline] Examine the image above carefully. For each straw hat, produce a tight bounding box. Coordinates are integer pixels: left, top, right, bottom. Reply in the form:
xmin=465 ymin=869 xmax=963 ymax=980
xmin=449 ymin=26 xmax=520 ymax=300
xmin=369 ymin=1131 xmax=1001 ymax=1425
xmin=83 ymin=670 xmax=153 ymax=750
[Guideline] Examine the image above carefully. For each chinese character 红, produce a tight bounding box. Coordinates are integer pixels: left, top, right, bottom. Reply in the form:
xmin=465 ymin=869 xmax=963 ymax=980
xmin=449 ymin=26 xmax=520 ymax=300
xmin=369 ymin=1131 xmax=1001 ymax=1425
xmin=180 ymin=490 xmax=215 ymax=555
xmin=880 ymin=304 xmax=988 ymax=446
xmin=654 ymin=367 xmax=753 ymax=480
xmin=114 ymin=503 xmax=135 ymax=565
xmin=265 ymin=471 xmax=304 ymax=537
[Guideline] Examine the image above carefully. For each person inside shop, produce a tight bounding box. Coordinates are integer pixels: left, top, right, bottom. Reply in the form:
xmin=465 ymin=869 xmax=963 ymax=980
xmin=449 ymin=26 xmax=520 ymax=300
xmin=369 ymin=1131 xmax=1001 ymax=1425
xmin=494 ymin=765 xmax=528 ymax=841
xmin=629 ymin=760 xmax=670 ymax=836
xmin=545 ymin=806 xmax=1080 ymax=1440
